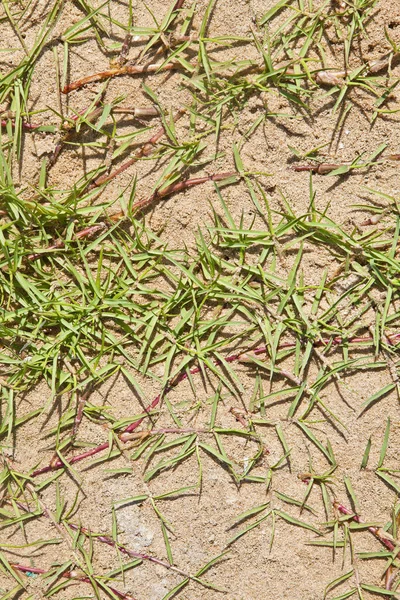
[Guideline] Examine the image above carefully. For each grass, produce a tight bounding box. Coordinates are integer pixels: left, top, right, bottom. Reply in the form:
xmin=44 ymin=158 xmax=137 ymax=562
xmin=1 ymin=0 xmax=400 ymax=598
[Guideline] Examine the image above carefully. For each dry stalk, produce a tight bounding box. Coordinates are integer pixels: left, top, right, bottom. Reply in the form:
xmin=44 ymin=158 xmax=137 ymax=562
xmin=62 ymin=62 xmax=181 ymax=94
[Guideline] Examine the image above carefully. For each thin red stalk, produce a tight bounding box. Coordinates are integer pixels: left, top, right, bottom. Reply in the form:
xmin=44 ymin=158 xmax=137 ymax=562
xmin=68 ymin=523 xmax=191 ymax=579
xmin=1 ymin=119 xmax=41 ymax=131
xmin=26 ymin=170 xmax=233 ymax=263
xmin=26 ymin=172 xmax=228 ymax=263
xmin=30 ymin=331 xmax=400 ymax=476
xmin=386 ymin=566 xmax=397 ymax=591
xmin=89 ymin=108 xmax=185 ymax=189
xmin=10 ymin=562 xmax=136 ymax=600
xmin=62 ymin=62 xmax=179 ymax=94
xmin=31 ymin=441 xmax=110 ymax=476
xmin=27 ymin=222 xmax=107 ymax=261
xmin=67 ymin=94 xmax=105 ymax=124
xmin=11 ymin=564 xmax=46 ymax=575
xmin=6 ymin=499 xmax=195 ymax=586
xmin=27 ymin=129 xmax=232 ymax=267
xmin=123 ymin=393 xmax=163 ymax=433
xmin=27 ymin=238 xmax=65 ymax=261
xmin=293 ymin=152 xmax=397 ymax=176
xmin=129 ymin=171 xmax=237 ymax=214
xmin=334 ymin=501 xmax=396 ymax=552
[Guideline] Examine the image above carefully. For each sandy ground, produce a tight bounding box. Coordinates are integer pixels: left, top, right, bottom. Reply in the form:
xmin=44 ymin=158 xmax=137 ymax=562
xmin=1 ymin=1 xmax=400 ymax=599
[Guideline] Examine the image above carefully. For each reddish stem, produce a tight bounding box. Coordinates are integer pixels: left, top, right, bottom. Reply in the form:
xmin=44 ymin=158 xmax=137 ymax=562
xmin=131 ymin=171 xmax=237 ymax=213
xmin=10 ymin=562 xmax=136 ymax=599
xmin=29 ymin=332 xmax=400 ymax=476
xmin=124 ymin=393 xmax=163 ymax=433
xmin=6 ymin=500 xmax=195 ymax=586
xmin=68 ymin=523 xmax=189 ymax=578
xmin=334 ymin=501 xmax=396 ymax=552
xmin=31 ymin=441 xmax=110 ymax=477
xmin=1 ymin=119 xmax=42 ymax=131
xmin=89 ymin=108 xmax=185 ymax=189
xmin=26 ymin=169 xmax=235 ymax=264
xmin=11 ymin=564 xmax=46 ymax=575
xmin=27 ymin=222 xmax=107 ymax=261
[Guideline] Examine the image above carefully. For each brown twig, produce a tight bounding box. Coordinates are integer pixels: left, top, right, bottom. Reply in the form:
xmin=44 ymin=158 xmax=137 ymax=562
xmin=62 ymin=62 xmax=181 ymax=94
xmin=293 ymin=151 xmax=398 ymax=176
xmin=26 ymin=165 xmax=232 ymax=264
xmin=229 ymin=407 xmax=248 ymax=427
xmin=293 ymin=163 xmax=341 ymax=174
